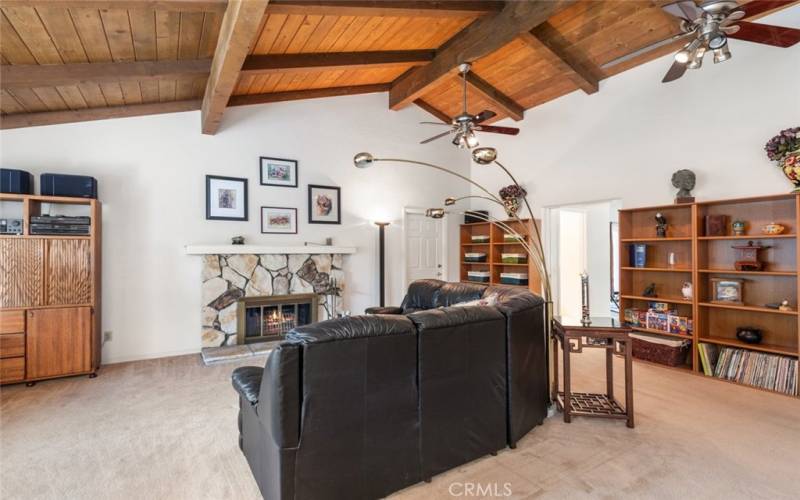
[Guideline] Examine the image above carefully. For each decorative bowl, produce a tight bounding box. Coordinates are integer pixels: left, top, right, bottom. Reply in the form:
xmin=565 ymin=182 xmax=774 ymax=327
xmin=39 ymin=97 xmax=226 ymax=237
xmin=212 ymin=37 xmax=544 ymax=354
xmin=736 ymin=327 xmax=762 ymax=345
xmin=762 ymin=222 xmax=785 ymax=235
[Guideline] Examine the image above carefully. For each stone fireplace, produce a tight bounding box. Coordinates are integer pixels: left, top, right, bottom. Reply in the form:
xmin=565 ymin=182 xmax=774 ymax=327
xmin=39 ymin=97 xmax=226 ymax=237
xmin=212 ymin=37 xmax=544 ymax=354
xmin=189 ymin=245 xmax=355 ymax=348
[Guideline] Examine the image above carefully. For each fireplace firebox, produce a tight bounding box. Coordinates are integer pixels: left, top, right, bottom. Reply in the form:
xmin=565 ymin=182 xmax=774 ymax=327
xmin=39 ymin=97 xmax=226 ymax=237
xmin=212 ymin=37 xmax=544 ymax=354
xmin=236 ymin=293 xmax=318 ymax=344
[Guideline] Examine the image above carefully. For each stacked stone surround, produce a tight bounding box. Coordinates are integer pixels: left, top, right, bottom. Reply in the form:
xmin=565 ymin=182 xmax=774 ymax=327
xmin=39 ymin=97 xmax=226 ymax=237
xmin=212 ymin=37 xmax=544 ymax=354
xmin=201 ymin=253 xmax=345 ymax=347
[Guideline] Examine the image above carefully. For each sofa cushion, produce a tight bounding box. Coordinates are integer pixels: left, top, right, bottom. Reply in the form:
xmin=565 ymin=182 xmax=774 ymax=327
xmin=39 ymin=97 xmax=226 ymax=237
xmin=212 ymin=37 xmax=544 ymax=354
xmin=286 ymin=314 xmax=416 ymax=344
xmin=485 ymin=285 xmax=544 ymax=312
xmin=433 ymin=281 xmax=487 ymax=308
xmin=400 ymin=279 xmax=444 ymax=312
xmin=232 ymin=366 xmax=264 ymax=406
xmin=364 ymin=306 xmax=404 ymax=315
xmin=407 ymin=304 xmax=504 ymax=330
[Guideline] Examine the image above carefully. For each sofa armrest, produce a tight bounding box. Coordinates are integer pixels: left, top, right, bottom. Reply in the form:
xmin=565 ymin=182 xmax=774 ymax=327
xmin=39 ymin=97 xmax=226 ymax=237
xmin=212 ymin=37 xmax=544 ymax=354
xmin=365 ymin=306 xmax=404 ymax=315
xmin=231 ymin=366 xmax=264 ymax=406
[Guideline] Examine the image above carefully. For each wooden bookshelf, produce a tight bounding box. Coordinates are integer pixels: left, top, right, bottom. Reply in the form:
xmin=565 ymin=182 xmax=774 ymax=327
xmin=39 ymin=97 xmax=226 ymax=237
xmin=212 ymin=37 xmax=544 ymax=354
xmin=459 ymin=218 xmax=542 ymax=293
xmin=619 ymin=193 xmax=799 ymax=397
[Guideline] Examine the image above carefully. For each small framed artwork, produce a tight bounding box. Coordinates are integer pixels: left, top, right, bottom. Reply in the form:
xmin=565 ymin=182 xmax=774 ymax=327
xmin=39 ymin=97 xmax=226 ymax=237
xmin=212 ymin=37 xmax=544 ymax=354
xmin=308 ymin=184 xmax=341 ymax=224
xmin=711 ymin=278 xmax=743 ymax=305
xmin=261 ymin=206 xmax=297 ymax=234
xmin=206 ymin=175 xmax=248 ymax=221
xmin=260 ymin=157 xmax=298 ymax=187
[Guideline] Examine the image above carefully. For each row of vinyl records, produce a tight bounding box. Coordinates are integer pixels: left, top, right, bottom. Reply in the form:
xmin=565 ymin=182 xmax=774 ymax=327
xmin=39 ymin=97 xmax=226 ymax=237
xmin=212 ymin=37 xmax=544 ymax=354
xmin=698 ymin=343 xmax=798 ymax=396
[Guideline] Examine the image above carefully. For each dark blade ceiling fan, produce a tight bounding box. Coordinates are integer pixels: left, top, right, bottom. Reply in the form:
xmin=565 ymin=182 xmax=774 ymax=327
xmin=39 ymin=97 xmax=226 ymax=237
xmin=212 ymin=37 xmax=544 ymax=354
xmin=602 ymin=0 xmax=800 ymax=83
xmin=419 ymin=62 xmax=519 ymax=147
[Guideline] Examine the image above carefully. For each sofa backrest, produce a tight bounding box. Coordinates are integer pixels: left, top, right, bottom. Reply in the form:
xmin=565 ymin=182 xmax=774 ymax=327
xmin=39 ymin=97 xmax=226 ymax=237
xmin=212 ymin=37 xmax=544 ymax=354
xmin=399 ymin=278 xmax=444 ymax=312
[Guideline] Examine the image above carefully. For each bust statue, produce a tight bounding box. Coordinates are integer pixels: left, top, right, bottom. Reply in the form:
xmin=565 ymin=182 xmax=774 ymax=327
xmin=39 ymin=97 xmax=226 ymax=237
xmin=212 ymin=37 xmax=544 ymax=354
xmin=672 ymin=169 xmax=696 ymax=203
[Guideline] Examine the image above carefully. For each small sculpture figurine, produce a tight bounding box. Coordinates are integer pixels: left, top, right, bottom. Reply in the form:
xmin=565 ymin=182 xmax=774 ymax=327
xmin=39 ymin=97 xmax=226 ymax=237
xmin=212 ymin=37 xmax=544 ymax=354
xmin=672 ymin=169 xmax=696 ymax=203
xmin=732 ymin=220 xmax=746 ymax=236
xmin=779 ymin=300 xmax=793 ymax=312
xmin=681 ymin=282 xmax=693 ymax=301
xmin=231 ymin=236 xmax=245 ymax=245
xmin=580 ymin=272 xmax=591 ymax=326
xmin=642 ymin=282 xmax=657 ymax=297
xmin=655 ymin=212 xmax=668 ymax=238
xmin=736 ymin=327 xmax=762 ymax=345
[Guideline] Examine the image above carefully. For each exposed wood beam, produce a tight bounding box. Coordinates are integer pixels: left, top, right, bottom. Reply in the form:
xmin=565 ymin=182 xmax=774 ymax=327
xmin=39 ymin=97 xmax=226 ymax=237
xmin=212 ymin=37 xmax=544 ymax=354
xmin=520 ymin=23 xmax=599 ymax=95
xmin=228 ymin=84 xmax=390 ymax=107
xmin=464 ymin=72 xmax=523 ymax=121
xmin=0 ymin=60 xmax=212 ymax=89
xmin=241 ymin=50 xmax=435 ymax=77
xmin=413 ymin=98 xmax=451 ymax=123
xmin=201 ymin=0 xmax=270 ymax=135
xmin=389 ymin=0 xmax=576 ymax=110
xmin=0 ymin=100 xmax=201 ymax=130
xmin=0 ymin=0 xmax=227 ymax=12
xmin=266 ymin=0 xmax=503 ymax=17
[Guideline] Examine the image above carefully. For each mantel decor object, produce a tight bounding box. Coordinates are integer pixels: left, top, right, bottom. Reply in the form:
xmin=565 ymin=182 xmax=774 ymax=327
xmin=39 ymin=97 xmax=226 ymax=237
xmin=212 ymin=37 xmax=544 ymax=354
xmin=764 ymin=126 xmax=800 ymax=192
xmin=671 ymin=169 xmax=695 ymax=204
xmin=655 ymin=212 xmax=668 ymax=238
xmin=733 ymin=241 xmax=768 ymax=271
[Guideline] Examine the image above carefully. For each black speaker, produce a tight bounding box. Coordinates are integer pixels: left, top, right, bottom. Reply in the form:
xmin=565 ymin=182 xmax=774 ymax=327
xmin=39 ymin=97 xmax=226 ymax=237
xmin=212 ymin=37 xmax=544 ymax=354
xmin=40 ymin=173 xmax=97 ymax=199
xmin=464 ymin=210 xmax=488 ymax=224
xmin=0 ymin=168 xmax=34 ymax=194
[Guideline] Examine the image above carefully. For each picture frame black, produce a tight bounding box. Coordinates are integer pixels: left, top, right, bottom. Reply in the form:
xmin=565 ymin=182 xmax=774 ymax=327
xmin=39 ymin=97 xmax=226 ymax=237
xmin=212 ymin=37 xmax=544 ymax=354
xmin=261 ymin=206 xmax=298 ymax=234
xmin=206 ymin=175 xmax=248 ymax=221
xmin=308 ymin=184 xmax=341 ymax=225
xmin=260 ymin=156 xmax=298 ymax=188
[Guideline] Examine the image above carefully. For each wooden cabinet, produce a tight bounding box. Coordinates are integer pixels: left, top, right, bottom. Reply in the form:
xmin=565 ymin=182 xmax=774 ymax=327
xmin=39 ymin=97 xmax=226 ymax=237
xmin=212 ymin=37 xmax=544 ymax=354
xmin=0 ymin=357 xmax=24 ymax=383
xmin=26 ymin=307 xmax=92 ymax=379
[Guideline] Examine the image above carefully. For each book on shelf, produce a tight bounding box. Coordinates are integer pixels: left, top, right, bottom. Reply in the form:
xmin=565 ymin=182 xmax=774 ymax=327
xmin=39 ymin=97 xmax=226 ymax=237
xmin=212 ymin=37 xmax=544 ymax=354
xmin=705 ymin=344 xmax=797 ymax=396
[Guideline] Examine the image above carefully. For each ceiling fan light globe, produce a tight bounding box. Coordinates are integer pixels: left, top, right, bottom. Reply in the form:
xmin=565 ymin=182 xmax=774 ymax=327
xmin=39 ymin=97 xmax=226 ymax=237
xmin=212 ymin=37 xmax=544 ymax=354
xmin=713 ymin=45 xmax=732 ymax=63
xmin=354 ymin=152 xmax=375 ymax=168
xmin=465 ymin=132 xmax=479 ymax=149
xmin=675 ymin=50 xmax=691 ymax=63
xmin=708 ymin=34 xmax=727 ymax=50
xmin=472 ymin=147 xmax=498 ymax=165
xmin=426 ymin=208 xmax=445 ymax=219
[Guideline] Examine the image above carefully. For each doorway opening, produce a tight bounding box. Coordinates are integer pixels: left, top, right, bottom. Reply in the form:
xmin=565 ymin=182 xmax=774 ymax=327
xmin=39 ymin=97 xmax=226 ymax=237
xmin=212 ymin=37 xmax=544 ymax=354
xmin=545 ymin=199 xmax=622 ymax=322
xmin=403 ymin=207 xmax=447 ymax=291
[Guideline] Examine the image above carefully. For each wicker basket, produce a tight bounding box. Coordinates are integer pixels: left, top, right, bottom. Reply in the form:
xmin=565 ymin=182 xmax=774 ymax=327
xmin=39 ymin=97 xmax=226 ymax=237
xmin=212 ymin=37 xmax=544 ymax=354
xmin=630 ymin=333 xmax=691 ymax=367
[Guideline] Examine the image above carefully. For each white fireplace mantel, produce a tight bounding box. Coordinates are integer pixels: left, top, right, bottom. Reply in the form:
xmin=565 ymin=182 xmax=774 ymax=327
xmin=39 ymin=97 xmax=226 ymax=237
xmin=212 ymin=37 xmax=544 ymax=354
xmin=185 ymin=244 xmax=356 ymax=255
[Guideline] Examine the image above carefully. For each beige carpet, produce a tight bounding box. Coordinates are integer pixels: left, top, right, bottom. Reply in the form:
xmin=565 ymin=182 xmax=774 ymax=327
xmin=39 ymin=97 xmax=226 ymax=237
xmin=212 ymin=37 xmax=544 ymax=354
xmin=2 ymin=349 xmax=799 ymax=500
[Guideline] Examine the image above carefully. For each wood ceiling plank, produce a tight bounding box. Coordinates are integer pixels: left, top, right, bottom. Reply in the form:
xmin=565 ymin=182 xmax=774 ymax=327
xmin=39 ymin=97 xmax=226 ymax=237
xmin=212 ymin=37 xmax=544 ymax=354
xmin=326 ymin=15 xmax=369 ymax=52
xmin=192 ymin=75 xmax=207 ymax=97
xmin=6 ymin=88 xmax=48 ymax=112
xmin=266 ymin=1 xmax=503 ymax=17
xmin=139 ymin=79 xmax=159 ymax=102
xmin=284 ymin=15 xmax=323 ymax=53
xmin=32 ymin=86 xmax=67 ymax=110
xmin=100 ymin=9 xmax=135 ymax=61
xmin=413 ymin=98 xmax=450 ymax=122
xmin=69 ymin=8 xmax=113 ymax=62
xmin=198 ymin=11 xmax=222 ymax=58
xmin=354 ymin=16 xmax=396 ymax=50
xmin=158 ymin=79 xmax=176 ymax=101
xmin=129 ymin=9 xmax=157 ymax=60
xmin=0 ymin=2 xmax=227 ymax=12
xmin=297 ymin=14 xmax=338 ymax=51
xmin=0 ymin=11 xmax=37 ymax=64
xmin=119 ymin=81 xmax=143 ymax=104
xmin=155 ymin=10 xmax=180 ymax=59
xmin=178 ymin=11 xmax=205 ymax=59
xmin=228 ymin=82 xmax=389 ymax=106
xmin=100 ymin=82 xmax=125 ymax=105
xmin=0 ymin=99 xmax=202 ymax=129
xmin=201 ymin=0 xmax=269 ymax=134
xmin=0 ymin=89 xmax=26 ymax=114
xmin=55 ymin=84 xmax=88 ymax=108
xmin=389 ymin=0 xmax=576 ymax=110
xmin=314 ymin=15 xmax=355 ymax=52
xmin=270 ymin=14 xmax=305 ymax=53
xmin=36 ymin=7 xmax=89 ymax=63
xmin=520 ymin=24 xmax=599 ymax=94
xmin=251 ymin=14 xmax=286 ymax=54
xmin=340 ymin=15 xmax=383 ymax=51
xmin=367 ymin=15 xmax=411 ymax=50
xmin=0 ymin=59 xmax=211 ymax=88
xmin=240 ymin=50 xmax=433 ymax=76
xmin=176 ymin=76 xmax=195 ymax=99
xmin=77 ymin=82 xmax=109 ymax=107
xmin=464 ymin=71 xmax=524 ymax=121
xmin=2 ymin=6 xmax=63 ymax=63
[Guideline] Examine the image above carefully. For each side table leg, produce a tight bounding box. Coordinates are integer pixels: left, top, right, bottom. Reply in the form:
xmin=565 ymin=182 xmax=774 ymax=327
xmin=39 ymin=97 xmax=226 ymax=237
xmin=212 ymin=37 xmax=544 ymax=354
xmin=552 ymin=336 xmax=559 ymax=402
xmin=563 ymin=337 xmax=571 ymax=423
xmin=606 ymin=342 xmax=614 ymax=401
xmin=625 ymin=339 xmax=634 ymax=428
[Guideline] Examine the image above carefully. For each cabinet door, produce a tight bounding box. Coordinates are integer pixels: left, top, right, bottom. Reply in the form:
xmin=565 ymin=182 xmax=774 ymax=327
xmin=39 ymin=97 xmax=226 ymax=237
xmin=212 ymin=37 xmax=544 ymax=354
xmin=26 ymin=307 xmax=92 ymax=379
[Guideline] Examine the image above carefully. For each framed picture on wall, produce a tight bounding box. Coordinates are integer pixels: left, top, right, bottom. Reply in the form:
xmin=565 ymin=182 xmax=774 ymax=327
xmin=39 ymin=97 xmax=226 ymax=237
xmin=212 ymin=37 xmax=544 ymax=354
xmin=206 ymin=175 xmax=248 ymax=221
xmin=261 ymin=206 xmax=297 ymax=234
xmin=260 ymin=157 xmax=298 ymax=187
xmin=308 ymin=184 xmax=341 ymax=224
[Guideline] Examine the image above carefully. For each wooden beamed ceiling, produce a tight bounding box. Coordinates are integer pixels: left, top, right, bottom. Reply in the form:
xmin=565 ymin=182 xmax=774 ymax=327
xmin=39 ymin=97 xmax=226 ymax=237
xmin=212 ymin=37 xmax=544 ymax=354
xmin=1 ymin=0 xmax=795 ymax=131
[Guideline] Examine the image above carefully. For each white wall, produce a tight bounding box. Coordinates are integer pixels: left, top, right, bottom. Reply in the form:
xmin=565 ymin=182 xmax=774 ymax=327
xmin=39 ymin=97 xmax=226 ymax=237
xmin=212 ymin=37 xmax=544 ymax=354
xmin=470 ymin=9 xmax=800 ymax=218
xmin=0 ymin=92 xmax=468 ymax=363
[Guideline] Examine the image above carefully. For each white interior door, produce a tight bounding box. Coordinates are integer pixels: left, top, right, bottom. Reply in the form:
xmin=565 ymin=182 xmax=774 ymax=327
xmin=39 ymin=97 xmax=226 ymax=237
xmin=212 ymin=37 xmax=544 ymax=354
xmin=405 ymin=212 xmax=444 ymax=283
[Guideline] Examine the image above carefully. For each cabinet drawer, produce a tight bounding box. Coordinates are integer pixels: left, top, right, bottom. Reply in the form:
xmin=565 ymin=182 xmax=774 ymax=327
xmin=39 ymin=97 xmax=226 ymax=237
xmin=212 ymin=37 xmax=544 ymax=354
xmin=0 ymin=356 xmax=24 ymax=383
xmin=0 ymin=310 xmax=25 ymax=334
xmin=0 ymin=334 xmax=24 ymax=358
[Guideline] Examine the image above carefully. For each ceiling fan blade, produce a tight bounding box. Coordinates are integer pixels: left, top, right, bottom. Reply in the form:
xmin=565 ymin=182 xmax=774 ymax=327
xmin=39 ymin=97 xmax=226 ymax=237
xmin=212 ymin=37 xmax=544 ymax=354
xmin=601 ymin=31 xmax=695 ymax=68
xmin=420 ymin=130 xmax=453 ymax=144
xmin=420 ymin=121 xmax=452 ymax=126
xmin=663 ymin=1 xmax=700 ymax=21
xmin=662 ymin=60 xmax=688 ymax=83
xmin=729 ymin=20 xmax=800 ymax=47
xmin=473 ymin=110 xmax=497 ymax=123
xmin=475 ymin=125 xmax=520 ymax=136
xmin=739 ymin=0 xmax=796 ymax=19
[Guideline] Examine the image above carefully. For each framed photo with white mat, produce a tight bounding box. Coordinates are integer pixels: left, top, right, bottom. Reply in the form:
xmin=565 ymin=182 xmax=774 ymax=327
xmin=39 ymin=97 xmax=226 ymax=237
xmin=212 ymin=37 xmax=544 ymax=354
xmin=308 ymin=184 xmax=341 ymax=224
xmin=260 ymin=157 xmax=298 ymax=188
xmin=261 ymin=206 xmax=297 ymax=234
xmin=206 ymin=175 xmax=248 ymax=221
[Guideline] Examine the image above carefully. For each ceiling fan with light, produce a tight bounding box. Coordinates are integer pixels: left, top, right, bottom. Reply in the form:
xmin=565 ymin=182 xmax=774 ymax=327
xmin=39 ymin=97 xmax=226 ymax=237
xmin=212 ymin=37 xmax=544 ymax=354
xmin=602 ymin=0 xmax=800 ymax=83
xmin=419 ymin=63 xmax=519 ymax=148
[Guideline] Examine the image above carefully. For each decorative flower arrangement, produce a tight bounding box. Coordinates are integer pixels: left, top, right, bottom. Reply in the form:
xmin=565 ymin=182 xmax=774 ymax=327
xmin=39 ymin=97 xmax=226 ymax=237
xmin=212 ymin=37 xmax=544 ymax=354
xmin=499 ymin=184 xmax=527 ymax=200
xmin=765 ymin=127 xmax=800 ymax=191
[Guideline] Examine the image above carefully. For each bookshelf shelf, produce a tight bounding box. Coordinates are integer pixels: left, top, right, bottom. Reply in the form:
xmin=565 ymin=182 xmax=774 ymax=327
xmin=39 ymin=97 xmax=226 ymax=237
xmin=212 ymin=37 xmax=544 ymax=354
xmin=619 ymin=193 xmax=800 ymax=397
xmin=699 ymin=302 xmax=799 ymax=316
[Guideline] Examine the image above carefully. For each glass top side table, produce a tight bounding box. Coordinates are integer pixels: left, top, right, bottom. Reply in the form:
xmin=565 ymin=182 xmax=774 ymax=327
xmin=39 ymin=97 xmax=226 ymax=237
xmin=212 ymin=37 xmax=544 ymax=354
xmin=552 ymin=316 xmax=635 ymax=428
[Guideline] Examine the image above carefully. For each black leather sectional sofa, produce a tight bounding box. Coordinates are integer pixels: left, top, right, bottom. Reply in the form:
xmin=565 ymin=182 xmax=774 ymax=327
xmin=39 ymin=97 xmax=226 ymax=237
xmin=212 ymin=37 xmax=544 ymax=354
xmin=231 ymin=279 xmax=548 ymax=500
